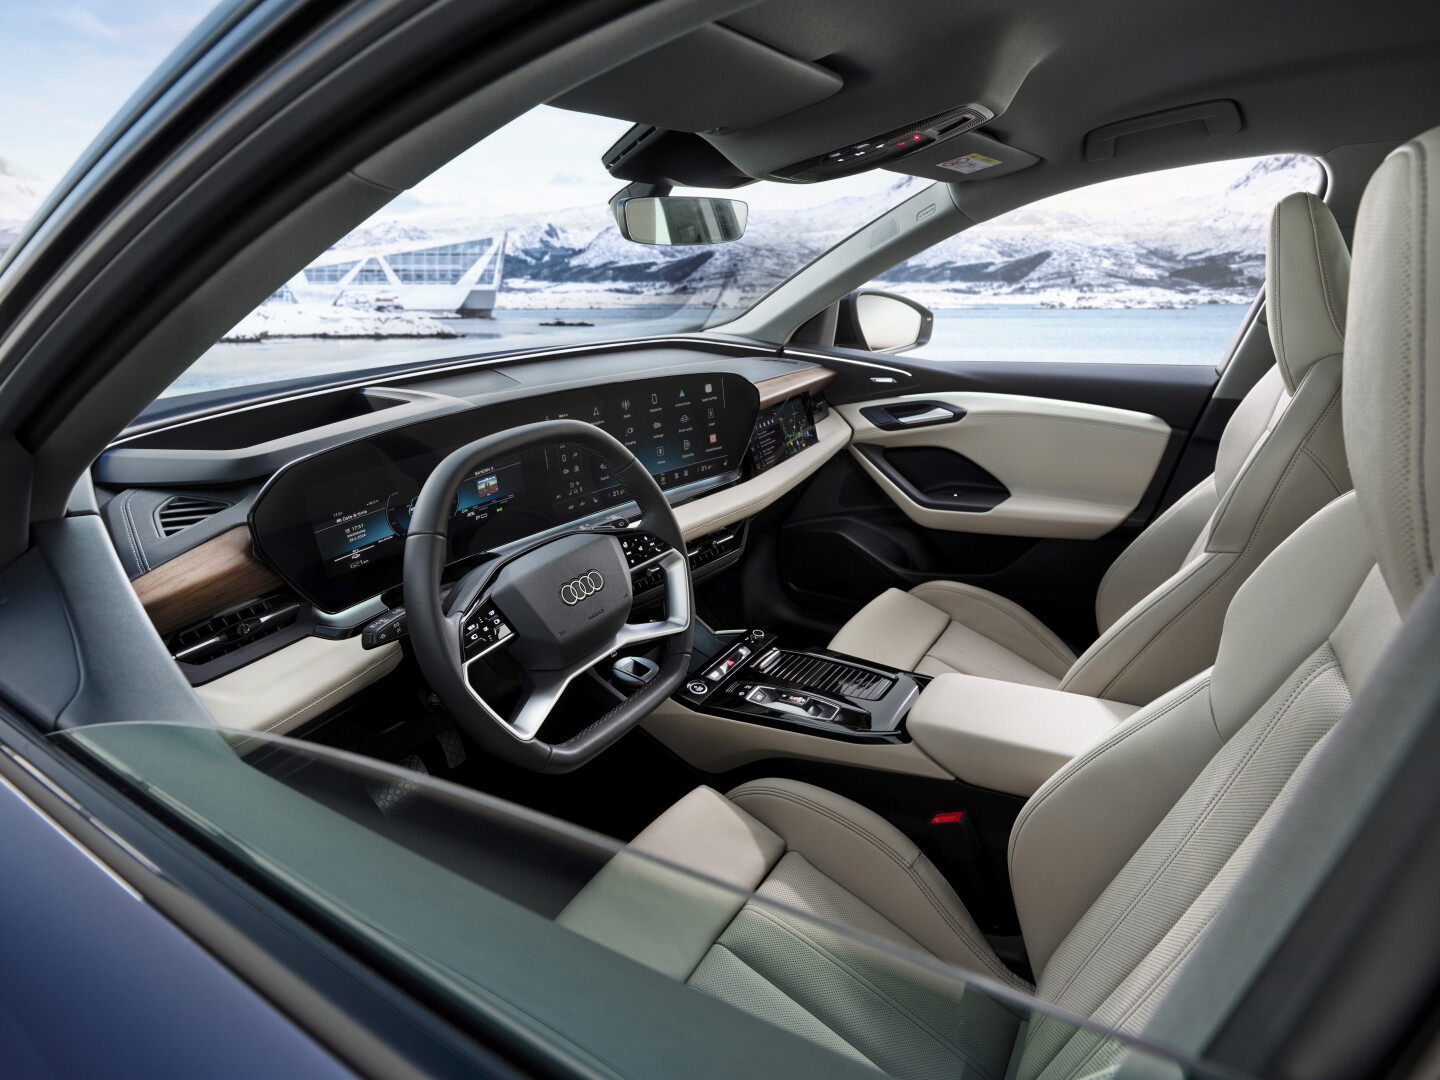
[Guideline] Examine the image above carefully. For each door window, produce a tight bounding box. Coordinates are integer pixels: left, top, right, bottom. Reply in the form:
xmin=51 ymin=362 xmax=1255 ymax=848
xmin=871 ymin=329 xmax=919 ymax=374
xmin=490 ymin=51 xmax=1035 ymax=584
xmin=869 ymin=155 xmax=1323 ymax=364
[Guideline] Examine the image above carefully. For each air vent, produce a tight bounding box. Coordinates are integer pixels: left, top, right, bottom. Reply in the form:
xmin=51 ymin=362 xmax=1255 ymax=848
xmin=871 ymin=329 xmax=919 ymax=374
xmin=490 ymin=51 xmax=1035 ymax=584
xmin=754 ymin=650 xmax=895 ymax=701
xmin=167 ymin=594 xmax=300 ymax=666
xmin=154 ymin=495 xmax=229 ymax=537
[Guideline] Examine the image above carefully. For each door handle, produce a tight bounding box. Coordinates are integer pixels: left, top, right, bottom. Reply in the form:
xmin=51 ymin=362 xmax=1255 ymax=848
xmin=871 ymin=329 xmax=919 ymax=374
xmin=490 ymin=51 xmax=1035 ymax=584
xmin=859 ymin=401 xmax=966 ymax=431
xmin=896 ymin=406 xmax=955 ymax=425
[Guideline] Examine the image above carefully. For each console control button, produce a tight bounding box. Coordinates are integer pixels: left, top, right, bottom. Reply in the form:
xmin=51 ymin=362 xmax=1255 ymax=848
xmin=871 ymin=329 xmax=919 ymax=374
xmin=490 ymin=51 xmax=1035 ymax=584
xmin=687 ymin=680 xmax=709 ymax=695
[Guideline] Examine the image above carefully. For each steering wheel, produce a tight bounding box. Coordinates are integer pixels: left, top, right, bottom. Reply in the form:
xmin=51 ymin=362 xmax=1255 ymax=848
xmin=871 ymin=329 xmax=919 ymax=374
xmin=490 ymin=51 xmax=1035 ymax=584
xmin=403 ymin=419 xmax=693 ymax=773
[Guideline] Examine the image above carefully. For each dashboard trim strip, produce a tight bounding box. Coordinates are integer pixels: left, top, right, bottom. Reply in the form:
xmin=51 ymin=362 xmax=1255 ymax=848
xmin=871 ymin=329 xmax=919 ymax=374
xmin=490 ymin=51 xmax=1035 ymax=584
xmin=132 ymin=526 xmax=282 ymax=635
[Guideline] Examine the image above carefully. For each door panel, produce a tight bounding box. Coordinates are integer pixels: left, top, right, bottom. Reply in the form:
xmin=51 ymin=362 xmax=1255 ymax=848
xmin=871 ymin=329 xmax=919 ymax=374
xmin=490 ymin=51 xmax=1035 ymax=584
xmin=838 ymin=391 xmax=1171 ymax=539
xmin=763 ymin=355 xmax=1219 ymax=650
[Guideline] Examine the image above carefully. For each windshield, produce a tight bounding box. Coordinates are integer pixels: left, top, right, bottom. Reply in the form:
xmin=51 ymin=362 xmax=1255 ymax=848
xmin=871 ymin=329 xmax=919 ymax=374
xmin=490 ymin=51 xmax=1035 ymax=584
xmin=162 ymin=105 xmax=919 ymax=400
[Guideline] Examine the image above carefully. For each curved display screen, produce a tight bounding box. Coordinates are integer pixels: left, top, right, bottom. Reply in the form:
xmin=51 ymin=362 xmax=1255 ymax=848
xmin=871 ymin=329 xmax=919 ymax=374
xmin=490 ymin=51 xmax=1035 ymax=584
xmin=251 ymin=372 xmax=759 ymax=612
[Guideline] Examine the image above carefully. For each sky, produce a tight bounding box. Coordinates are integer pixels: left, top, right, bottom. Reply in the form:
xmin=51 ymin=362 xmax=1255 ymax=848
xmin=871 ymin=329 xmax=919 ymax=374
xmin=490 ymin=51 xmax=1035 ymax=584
xmin=0 ymin=0 xmax=219 ymax=189
xmin=0 ymin=0 xmax=1320 ymax=240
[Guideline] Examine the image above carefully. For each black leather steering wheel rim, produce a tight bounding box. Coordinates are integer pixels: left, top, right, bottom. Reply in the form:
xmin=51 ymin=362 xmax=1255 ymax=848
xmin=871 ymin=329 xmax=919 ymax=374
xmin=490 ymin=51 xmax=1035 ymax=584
xmin=403 ymin=419 xmax=692 ymax=773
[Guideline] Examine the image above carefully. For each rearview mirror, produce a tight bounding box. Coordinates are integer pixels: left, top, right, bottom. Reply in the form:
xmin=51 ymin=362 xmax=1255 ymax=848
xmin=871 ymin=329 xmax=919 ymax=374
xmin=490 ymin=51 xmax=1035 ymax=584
xmin=838 ymin=290 xmax=934 ymax=353
xmin=614 ymin=196 xmax=748 ymax=246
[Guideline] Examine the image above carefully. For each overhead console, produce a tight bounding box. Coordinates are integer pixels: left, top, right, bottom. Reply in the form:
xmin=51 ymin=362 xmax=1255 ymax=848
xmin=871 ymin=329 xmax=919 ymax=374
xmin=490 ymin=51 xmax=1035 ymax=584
xmin=765 ymin=104 xmax=994 ymax=182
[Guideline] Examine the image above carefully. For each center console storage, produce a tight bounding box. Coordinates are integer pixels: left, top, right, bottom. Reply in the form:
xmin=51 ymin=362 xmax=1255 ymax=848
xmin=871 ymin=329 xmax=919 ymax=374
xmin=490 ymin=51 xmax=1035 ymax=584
xmin=677 ymin=629 xmax=920 ymax=741
xmin=906 ymin=673 xmax=1138 ymax=796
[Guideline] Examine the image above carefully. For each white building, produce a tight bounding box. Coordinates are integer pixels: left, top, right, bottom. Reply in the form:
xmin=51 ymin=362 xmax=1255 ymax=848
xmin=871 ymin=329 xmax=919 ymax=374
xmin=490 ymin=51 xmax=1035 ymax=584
xmin=277 ymin=232 xmax=506 ymax=315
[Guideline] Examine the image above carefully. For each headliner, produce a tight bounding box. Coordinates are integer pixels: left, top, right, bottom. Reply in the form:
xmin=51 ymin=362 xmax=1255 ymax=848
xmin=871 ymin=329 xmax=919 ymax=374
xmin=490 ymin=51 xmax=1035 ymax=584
xmin=557 ymin=0 xmax=1440 ymax=225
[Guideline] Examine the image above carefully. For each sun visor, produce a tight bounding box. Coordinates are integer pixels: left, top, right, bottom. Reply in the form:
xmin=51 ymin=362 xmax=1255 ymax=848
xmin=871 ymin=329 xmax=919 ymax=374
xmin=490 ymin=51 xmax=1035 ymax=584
xmin=551 ymin=24 xmax=842 ymax=134
xmin=887 ymin=130 xmax=1040 ymax=184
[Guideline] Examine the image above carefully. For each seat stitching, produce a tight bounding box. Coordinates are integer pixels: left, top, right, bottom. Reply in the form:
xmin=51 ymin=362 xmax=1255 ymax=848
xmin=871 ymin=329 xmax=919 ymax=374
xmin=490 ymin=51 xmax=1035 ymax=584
xmin=739 ymin=905 xmax=1003 ymax=1080
xmin=1095 ymin=480 xmax=1211 ymax=625
xmin=1035 ymin=655 xmax=1337 ymax=1018
xmin=699 ymin=941 xmax=880 ymax=1071
xmin=1088 ymin=383 xmax=1342 ymax=699
xmin=915 ymin=584 xmax=1077 ymax=668
xmin=1300 ymin=446 xmax=1345 ymax=498
xmin=729 ymin=785 xmax=1025 ymax=987
xmin=1306 ymin=193 xmax=1345 ymax=339
xmin=910 ymin=583 xmax=1074 ymax=669
xmin=1008 ymin=677 xmax=1212 ymax=874
xmin=1271 ymin=204 xmax=1291 ymax=387
xmin=1038 ymin=900 xmax=1223 ymax=1080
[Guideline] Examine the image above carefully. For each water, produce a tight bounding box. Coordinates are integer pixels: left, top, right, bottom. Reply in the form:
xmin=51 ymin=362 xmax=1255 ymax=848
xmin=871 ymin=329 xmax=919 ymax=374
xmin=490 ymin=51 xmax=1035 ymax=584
xmin=167 ymin=304 xmax=1243 ymax=397
xmin=918 ymin=305 xmax=1243 ymax=366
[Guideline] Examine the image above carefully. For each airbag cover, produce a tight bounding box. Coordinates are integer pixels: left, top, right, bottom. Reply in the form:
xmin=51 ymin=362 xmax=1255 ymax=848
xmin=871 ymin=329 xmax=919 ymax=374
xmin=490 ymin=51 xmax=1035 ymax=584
xmin=491 ymin=533 xmax=632 ymax=670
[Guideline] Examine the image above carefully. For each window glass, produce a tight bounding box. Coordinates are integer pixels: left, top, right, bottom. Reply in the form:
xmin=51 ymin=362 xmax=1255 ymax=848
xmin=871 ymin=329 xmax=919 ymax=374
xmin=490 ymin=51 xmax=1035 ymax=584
xmin=63 ymin=721 xmax=1254 ymax=1080
xmin=868 ymin=155 xmax=1324 ymax=364
xmin=163 ymin=105 xmax=921 ymax=399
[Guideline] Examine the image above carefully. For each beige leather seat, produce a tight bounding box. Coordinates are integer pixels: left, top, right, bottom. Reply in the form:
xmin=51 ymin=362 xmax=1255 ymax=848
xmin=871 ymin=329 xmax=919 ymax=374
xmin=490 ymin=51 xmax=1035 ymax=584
xmin=558 ymin=129 xmax=1440 ymax=1078
xmin=828 ymin=191 xmax=1352 ymax=705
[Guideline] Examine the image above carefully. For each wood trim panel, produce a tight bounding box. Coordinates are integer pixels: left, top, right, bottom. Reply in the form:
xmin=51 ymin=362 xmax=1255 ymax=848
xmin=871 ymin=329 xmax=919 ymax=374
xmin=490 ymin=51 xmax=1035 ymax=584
xmin=754 ymin=365 xmax=834 ymax=408
xmin=132 ymin=526 xmax=283 ymax=636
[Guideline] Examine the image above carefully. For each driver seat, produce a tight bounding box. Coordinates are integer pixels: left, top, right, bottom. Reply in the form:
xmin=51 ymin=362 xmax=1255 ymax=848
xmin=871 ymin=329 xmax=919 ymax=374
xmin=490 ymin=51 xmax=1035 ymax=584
xmin=555 ymin=127 xmax=1440 ymax=1079
xmin=828 ymin=191 xmax=1352 ymax=706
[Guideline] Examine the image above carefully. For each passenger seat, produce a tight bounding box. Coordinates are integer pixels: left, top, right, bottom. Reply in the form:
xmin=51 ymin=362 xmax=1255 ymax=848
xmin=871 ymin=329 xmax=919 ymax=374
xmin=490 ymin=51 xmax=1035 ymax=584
xmin=828 ymin=192 xmax=1352 ymax=705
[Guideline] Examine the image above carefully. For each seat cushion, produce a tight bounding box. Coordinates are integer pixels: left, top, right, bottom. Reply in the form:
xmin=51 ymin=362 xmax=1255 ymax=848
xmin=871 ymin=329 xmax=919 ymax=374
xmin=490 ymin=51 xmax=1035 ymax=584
xmin=557 ymin=779 xmax=1029 ymax=1077
xmin=829 ymin=582 xmax=1076 ymax=685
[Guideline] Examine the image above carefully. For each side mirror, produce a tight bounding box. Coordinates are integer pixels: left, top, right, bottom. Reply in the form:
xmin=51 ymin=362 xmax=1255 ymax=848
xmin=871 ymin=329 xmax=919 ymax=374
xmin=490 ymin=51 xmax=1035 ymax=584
xmin=612 ymin=195 xmax=749 ymax=246
xmin=837 ymin=290 xmax=933 ymax=353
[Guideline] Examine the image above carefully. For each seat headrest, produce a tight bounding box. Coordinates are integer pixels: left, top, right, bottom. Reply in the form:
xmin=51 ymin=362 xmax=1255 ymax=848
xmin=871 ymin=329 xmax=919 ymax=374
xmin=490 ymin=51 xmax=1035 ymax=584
xmin=1267 ymin=191 xmax=1350 ymax=393
xmin=1345 ymin=127 xmax=1440 ymax=614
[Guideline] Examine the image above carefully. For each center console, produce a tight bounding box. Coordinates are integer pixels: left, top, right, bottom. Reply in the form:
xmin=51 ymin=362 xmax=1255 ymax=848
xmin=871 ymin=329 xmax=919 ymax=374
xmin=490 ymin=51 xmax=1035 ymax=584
xmin=676 ymin=627 xmax=922 ymax=742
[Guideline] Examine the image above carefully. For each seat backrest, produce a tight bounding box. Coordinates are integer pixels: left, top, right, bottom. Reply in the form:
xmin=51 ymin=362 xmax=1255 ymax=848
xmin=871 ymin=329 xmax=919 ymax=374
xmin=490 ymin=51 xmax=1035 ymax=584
xmin=1060 ymin=192 xmax=1352 ymax=705
xmin=1007 ymin=130 xmax=1440 ymax=1080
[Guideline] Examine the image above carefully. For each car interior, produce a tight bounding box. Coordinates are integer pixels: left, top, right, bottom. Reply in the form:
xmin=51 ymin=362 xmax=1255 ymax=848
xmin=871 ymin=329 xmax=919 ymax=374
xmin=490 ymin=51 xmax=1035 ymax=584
xmin=4 ymin=0 xmax=1440 ymax=1077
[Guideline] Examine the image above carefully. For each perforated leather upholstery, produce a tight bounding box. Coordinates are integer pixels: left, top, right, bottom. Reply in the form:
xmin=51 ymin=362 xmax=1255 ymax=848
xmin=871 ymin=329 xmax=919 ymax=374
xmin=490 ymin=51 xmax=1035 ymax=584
xmin=828 ymin=192 xmax=1352 ymax=705
xmin=560 ymin=129 xmax=1440 ymax=1077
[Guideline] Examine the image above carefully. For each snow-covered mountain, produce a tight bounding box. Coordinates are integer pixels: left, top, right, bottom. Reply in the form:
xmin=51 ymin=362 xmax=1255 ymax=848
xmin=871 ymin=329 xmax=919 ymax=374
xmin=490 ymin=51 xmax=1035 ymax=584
xmin=0 ymin=158 xmax=48 ymax=258
xmin=321 ymin=155 xmax=1318 ymax=314
xmin=876 ymin=155 xmax=1320 ymax=308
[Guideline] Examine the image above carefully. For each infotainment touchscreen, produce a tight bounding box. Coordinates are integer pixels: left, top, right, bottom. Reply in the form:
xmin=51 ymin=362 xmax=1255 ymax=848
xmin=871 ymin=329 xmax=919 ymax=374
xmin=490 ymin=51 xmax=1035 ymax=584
xmin=749 ymin=395 xmax=818 ymax=472
xmin=249 ymin=372 xmax=759 ymax=612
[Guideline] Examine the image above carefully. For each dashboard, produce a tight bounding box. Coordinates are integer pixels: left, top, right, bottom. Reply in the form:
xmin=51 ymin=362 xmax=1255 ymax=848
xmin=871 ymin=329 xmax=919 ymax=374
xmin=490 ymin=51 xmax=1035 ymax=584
xmin=249 ymin=371 xmax=819 ymax=613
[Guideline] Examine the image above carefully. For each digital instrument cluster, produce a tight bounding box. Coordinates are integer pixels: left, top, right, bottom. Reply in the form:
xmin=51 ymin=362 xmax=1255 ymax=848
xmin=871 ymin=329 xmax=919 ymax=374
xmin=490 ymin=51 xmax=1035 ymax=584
xmin=250 ymin=373 xmax=759 ymax=612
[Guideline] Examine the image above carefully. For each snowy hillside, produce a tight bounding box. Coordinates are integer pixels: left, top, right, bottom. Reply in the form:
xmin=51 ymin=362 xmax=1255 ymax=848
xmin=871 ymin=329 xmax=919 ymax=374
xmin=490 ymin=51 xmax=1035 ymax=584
xmin=0 ymin=158 xmax=47 ymax=258
xmin=230 ymin=154 xmax=1320 ymax=338
xmin=876 ymin=155 xmax=1321 ymax=308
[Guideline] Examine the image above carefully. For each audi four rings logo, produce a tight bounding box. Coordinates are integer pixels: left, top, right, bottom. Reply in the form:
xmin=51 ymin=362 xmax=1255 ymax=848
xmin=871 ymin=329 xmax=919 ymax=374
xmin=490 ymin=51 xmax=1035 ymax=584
xmin=560 ymin=571 xmax=605 ymax=606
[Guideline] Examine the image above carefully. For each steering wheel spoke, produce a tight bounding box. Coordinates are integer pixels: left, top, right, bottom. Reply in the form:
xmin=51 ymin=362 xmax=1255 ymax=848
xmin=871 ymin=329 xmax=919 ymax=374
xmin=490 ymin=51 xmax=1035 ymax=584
xmin=405 ymin=419 xmax=693 ymax=771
